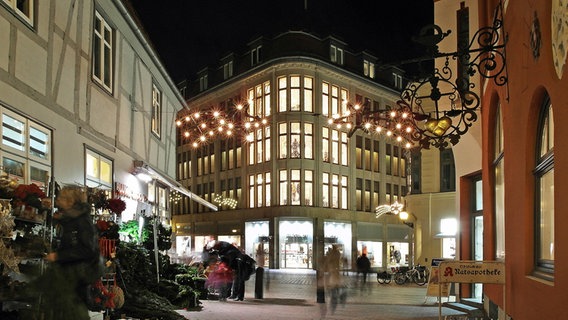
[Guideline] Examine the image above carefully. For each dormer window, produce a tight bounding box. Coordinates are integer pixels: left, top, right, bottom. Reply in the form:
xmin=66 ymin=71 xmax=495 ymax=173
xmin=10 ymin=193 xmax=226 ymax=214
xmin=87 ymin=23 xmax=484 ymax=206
xmin=223 ymin=60 xmax=233 ymax=80
xmin=251 ymin=45 xmax=262 ymax=66
xmin=364 ymin=60 xmax=375 ymax=79
xmin=330 ymin=45 xmax=344 ymax=65
xmin=199 ymin=74 xmax=208 ymax=91
xmin=393 ymin=73 xmax=403 ymax=89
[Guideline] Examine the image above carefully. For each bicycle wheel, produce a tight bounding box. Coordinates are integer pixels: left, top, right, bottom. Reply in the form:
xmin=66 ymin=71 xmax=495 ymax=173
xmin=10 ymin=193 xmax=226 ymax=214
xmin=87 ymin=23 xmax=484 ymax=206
xmin=394 ymin=272 xmax=406 ymax=285
xmin=413 ymin=271 xmax=427 ymax=286
xmin=377 ymin=273 xmax=385 ymax=284
xmin=383 ymin=273 xmax=392 ymax=284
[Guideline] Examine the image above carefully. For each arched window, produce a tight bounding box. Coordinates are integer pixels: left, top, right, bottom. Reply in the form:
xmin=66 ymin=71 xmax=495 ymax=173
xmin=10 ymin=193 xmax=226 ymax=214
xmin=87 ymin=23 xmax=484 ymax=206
xmin=534 ymin=94 xmax=554 ymax=277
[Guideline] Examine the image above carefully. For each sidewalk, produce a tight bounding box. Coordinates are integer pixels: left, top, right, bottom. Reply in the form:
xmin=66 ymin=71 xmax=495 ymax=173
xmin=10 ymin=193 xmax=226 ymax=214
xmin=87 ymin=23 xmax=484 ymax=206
xmin=176 ymin=269 xmax=466 ymax=320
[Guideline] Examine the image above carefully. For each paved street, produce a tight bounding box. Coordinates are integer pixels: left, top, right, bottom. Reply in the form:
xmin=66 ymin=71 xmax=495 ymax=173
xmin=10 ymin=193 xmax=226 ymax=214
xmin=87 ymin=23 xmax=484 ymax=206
xmin=176 ymin=269 xmax=466 ymax=320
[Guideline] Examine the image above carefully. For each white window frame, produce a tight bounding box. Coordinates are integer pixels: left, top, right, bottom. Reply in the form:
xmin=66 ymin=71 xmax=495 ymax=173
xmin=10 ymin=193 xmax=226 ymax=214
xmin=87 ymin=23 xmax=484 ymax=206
xmin=151 ymin=83 xmax=162 ymax=138
xmin=2 ymin=0 xmax=34 ymax=26
xmin=223 ymin=61 xmax=233 ymax=79
xmin=85 ymin=148 xmax=113 ymax=189
xmin=93 ymin=11 xmax=114 ymax=93
xmin=1 ymin=109 xmax=51 ymax=186
xmin=330 ymin=44 xmax=344 ymax=65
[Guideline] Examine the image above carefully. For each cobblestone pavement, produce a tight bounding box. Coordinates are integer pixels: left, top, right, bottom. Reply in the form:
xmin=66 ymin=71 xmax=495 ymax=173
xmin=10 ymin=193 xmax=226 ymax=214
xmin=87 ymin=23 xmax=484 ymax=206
xmin=176 ymin=269 xmax=466 ymax=320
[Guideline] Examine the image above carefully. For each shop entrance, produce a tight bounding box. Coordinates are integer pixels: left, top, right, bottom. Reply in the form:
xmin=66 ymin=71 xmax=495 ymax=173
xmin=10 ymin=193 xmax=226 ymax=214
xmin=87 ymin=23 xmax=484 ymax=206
xmin=279 ymin=219 xmax=313 ymax=269
xmin=281 ymin=238 xmax=312 ymax=269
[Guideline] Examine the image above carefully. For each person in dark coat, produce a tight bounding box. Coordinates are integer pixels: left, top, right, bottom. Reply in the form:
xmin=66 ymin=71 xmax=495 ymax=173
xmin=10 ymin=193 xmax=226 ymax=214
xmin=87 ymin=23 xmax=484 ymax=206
xmin=204 ymin=241 xmax=254 ymax=301
xmin=41 ymin=186 xmax=101 ymax=319
xmin=356 ymin=253 xmax=371 ymax=283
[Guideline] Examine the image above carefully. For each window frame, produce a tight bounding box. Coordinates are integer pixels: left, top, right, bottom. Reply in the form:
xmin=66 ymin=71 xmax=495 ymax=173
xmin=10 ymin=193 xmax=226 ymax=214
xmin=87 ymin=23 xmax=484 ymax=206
xmin=2 ymin=0 xmax=34 ymax=26
xmin=92 ymin=11 xmax=114 ymax=93
xmin=1 ymin=109 xmax=52 ymax=186
xmin=85 ymin=147 xmax=113 ymax=189
xmin=151 ymin=83 xmax=162 ymax=138
xmin=534 ymin=94 xmax=554 ymax=277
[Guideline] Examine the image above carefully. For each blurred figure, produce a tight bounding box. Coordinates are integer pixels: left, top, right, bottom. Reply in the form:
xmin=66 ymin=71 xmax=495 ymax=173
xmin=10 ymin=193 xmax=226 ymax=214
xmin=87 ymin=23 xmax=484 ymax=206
xmin=322 ymin=245 xmax=346 ymax=315
xmin=205 ymin=259 xmax=233 ymax=301
xmin=356 ymin=253 xmax=371 ymax=283
xmin=38 ymin=186 xmax=102 ymax=319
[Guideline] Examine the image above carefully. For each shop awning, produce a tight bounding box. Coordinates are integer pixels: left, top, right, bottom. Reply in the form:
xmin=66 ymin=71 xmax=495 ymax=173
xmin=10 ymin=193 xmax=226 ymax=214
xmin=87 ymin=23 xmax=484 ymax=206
xmin=132 ymin=161 xmax=218 ymax=211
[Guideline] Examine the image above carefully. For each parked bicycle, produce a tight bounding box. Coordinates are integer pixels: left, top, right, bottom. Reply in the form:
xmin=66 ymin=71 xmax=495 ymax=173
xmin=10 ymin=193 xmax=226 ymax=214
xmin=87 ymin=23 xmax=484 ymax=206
xmin=393 ymin=264 xmax=429 ymax=286
xmin=376 ymin=268 xmax=395 ymax=284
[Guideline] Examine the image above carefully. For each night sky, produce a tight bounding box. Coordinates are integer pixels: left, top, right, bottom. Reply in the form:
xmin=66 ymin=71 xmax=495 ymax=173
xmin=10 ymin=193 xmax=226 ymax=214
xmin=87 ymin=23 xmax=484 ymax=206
xmin=129 ymin=0 xmax=434 ymax=83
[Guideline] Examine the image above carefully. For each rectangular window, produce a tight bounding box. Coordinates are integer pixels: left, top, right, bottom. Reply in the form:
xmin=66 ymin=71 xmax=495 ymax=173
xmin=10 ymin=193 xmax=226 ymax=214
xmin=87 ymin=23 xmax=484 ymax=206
xmin=373 ymin=141 xmax=380 ymax=172
xmin=363 ymin=60 xmax=375 ymax=78
xmin=341 ymin=132 xmax=348 ymax=166
xmin=304 ymin=77 xmax=313 ymax=112
xmin=251 ymin=45 xmax=262 ymax=65
xmin=356 ymin=136 xmax=363 ymax=169
xmin=279 ymin=170 xmax=287 ymax=206
xmin=305 ymin=170 xmax=313 ymax=206
xmin=356 ymin=178 xmax=363 ymax=211
xmin=290 ymin=76 xmax=301 ymax=111
xmin=291 ymin=169 xmax=301 ymax=205
xmin=199 ymin=74 xmax=208 ymax=91
xmin=256 ymin=173 xmax=263 ymax=208
xmin=331 ymin=129 xmax=339 ymax=164
xmin=93 ymin=11 xmax=114 ymax=92
xmin=331 ymin=174 xmax=339 ymax=208
xmin=373 ymin=181 xmax=380 ymax=211
xmin=341 ymin=176 xmax=348 ymax=210
xmin=265 ymin=172 xmax=271 ymax=207
xmin=151 ymin=83 xmax=162 ymax=138
xmin=304 ymin=123 xmax=313 ymax=159
xmin=386 ymin=144 xmax=392 ymax=175
xmin=2 ymin=0 xmax=34 ymax=25
xmin=365 ymin=138 xmax=371 ymax=171
xmin=223 ymin=61 xmax=233 ymax=79
xmin=290 ymin=122 xmax=301 ymax=158
xmin=278 ymin=123 xmax=287 ymax=159
xmin=85 ymin=148 xmax=113 ymax=188
xmin=278 ymin=77 xmax=287 ymax=112
xmin=330 ymin=44 xmax=344 ymax=65
xmin=322 ymin=127 xmax=330 ymax=162
xmin=322 ymin=173 xmax=329 ymax=207
xmin=1 ymin=110 xmax=51 ymax=185
xmin=365 ymin=180 xmax=371 ymax=212
xmin=322 ymin=82 xmax=329 ymax=116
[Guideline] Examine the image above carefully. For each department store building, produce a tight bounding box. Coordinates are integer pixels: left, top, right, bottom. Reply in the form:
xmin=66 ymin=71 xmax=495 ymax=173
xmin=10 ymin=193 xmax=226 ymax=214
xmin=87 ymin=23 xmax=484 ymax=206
xmin=172 ymin=31 xmax=421 ymax=271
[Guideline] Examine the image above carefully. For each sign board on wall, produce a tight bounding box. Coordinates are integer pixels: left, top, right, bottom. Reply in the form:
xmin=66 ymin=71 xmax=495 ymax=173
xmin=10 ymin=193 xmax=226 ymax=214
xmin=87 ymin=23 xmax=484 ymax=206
xmin=439 ymin=260 xmax=505 ymax=284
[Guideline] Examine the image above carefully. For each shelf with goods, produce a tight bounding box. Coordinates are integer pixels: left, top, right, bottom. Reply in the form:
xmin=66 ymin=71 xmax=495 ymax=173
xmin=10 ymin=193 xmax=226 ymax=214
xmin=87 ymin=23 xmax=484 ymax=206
xmin=0 ymin=176 xmax=54 ymax=316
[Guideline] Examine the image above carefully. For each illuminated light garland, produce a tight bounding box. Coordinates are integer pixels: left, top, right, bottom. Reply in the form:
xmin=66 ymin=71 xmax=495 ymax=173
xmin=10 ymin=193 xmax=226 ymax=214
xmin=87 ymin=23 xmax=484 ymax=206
xmin=175 ymin=100 xmax=269 ymax=148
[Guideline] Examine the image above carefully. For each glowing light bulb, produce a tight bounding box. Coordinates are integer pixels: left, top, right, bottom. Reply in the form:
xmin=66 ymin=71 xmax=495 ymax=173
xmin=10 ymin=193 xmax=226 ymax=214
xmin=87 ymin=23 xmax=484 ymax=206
xmin=194 ymin=112 xmax=200 ymax=119
xmin=184 ymin=131 xmax=190 ymax=137
xmin=176 ymin=120 xmax=182 ymax=126
xmin=390 ymin=111 xmax=396 ymax=118
xmin=386 ymin=131 xmax=392 ymax=136
xmin=213 ymin=111 xmax=220 ymax=117
xmin=200 ymin=135 xmax=206 ymax=141
xmin=396 ymin=123 xmax=402 ymax=129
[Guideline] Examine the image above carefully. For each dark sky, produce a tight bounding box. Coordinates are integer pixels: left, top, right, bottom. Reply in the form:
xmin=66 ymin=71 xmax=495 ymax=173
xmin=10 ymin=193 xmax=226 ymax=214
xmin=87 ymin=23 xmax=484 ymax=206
xmin=129 ymin=0 xmax=434 ymax=83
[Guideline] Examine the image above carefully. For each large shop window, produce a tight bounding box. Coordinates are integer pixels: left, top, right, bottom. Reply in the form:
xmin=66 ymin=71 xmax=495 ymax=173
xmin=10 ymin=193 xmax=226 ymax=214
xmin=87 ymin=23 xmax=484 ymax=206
xmin=1 ymin=110 xmax=51 ymax=186
xmin=93 ymin=11 xmax=114 ymax=93
xmin=85 ymin=148 xmax=112 ymax=189
xmin=534 ymin=94 xmax=554 ymax=277
xmin=279 ymin=220 xmax=313 ymax=269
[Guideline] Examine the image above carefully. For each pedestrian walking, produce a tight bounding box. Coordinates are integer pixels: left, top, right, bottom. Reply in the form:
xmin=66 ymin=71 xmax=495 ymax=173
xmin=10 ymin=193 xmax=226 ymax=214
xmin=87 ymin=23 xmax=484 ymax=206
xmin=356 ymin=253 xmax=371 ymax=283
xmin=36 ymin=186 xmax=103 ymax=319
